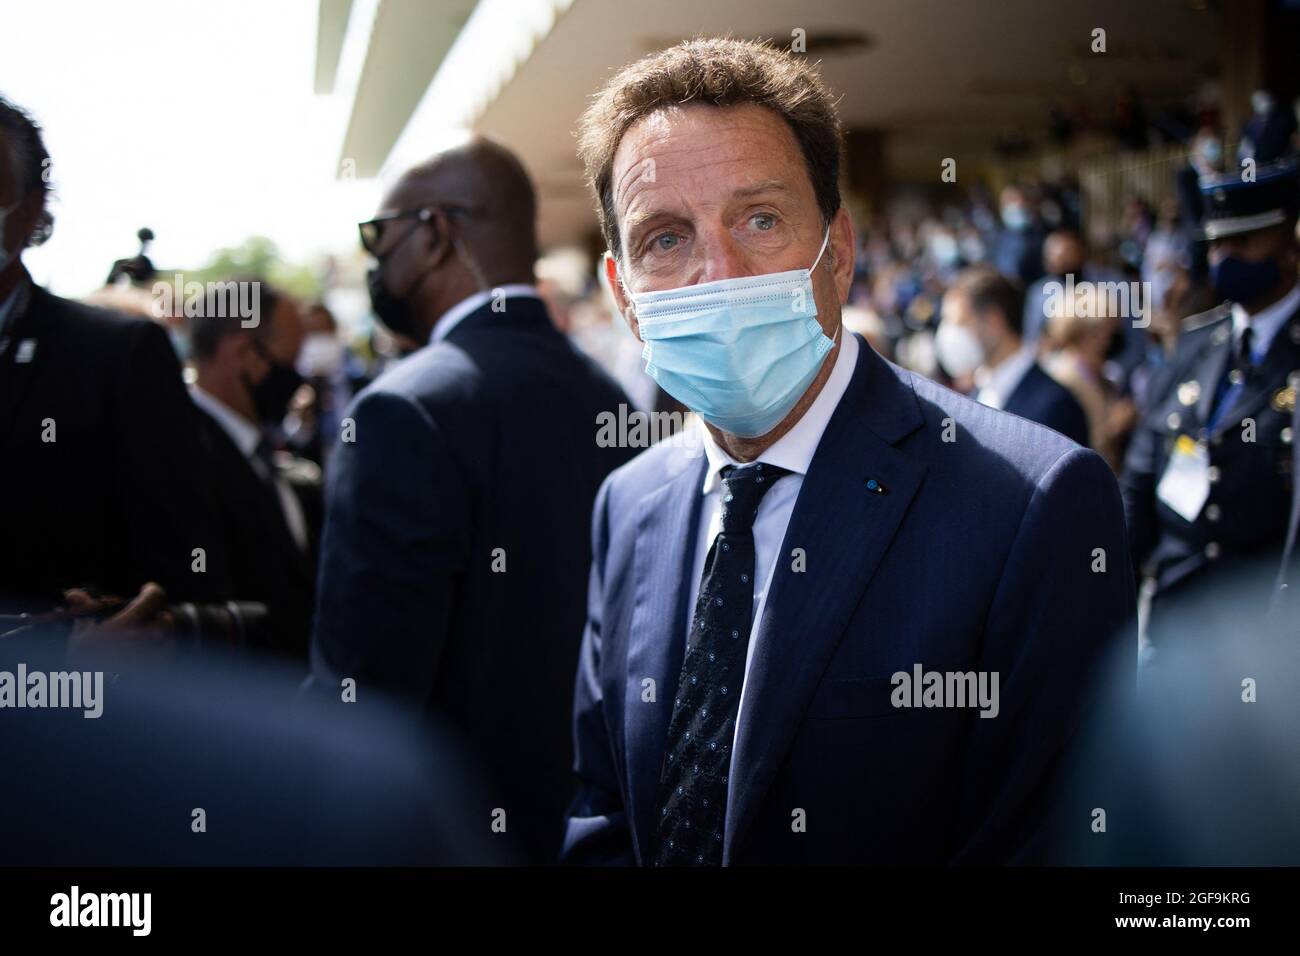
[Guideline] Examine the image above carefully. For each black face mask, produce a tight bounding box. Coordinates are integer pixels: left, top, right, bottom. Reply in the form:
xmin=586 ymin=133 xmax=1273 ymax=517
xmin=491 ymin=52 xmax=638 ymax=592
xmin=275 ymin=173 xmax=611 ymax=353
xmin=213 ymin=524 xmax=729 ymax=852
xmin=367 ymin=221 xmax=439 ymax=342
xmin=1104 ymin=325 xmax=1127 ymax=360
xmin=248 ymin=360 xmax=304 ymax=426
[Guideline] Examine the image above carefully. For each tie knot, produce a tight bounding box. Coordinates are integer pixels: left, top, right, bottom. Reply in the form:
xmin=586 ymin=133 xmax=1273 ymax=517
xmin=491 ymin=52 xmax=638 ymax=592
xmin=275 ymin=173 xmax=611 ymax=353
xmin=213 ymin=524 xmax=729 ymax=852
xmin=718 ymin=462 xmax=791 ymax=532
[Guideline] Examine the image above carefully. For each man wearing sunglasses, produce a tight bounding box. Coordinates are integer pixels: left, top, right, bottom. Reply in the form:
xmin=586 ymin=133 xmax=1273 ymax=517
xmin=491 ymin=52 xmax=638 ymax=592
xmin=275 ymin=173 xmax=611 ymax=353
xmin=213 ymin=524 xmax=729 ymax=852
xmin=310 ymin=135 xmax=636 ymax=863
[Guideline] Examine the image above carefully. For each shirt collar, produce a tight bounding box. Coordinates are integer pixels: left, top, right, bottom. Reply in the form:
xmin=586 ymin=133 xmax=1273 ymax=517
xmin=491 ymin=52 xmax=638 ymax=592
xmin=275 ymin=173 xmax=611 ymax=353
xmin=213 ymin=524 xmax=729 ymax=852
xmin=429 ymin=284 xmax=542 ymax=344
xmin=974 ymin=344 xmax=1035 ymax=409
xmin=1230 ymin=281 xmax=1300 ymax=362
xmin=190 ymin=385 xmax=262 ymax=459
xmin=700 ymin=330 xmax=860 ymax=495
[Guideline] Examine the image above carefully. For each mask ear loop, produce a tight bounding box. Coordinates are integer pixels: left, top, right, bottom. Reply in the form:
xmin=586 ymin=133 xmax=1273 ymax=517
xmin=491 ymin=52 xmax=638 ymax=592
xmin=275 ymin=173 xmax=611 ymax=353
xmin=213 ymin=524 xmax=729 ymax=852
xmin=809 ymin=224 xmax=832 ymax=274
xmin=808 ymin=224 xmax=843 ymax=348
xmin=613 ymin=256 xmax=637 ymax=320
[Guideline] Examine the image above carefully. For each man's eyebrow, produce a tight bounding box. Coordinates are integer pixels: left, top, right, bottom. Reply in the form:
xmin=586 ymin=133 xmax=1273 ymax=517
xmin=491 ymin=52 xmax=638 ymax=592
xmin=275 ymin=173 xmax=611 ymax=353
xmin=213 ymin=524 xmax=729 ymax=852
xmin=731 ymin=180 xmax=796 ymax=200
xmin=623 ymin=207 xmax=686 ymax=242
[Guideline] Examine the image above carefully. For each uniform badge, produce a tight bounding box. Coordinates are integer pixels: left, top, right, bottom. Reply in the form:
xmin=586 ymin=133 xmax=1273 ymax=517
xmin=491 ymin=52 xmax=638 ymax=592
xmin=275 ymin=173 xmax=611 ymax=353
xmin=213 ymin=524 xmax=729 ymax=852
xmin=1177 ymin=380 xmax=1201 ymax=406
xmin=1272 ymin=386 xmax=1296 ymax=414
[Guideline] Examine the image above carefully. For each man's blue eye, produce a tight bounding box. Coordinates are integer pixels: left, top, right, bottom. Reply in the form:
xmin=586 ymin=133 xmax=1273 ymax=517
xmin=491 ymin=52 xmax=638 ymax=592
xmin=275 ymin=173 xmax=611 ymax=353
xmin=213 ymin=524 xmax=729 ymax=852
xmin=752 ymin=214 xmax=776 ymax=230
xmin=654 ymin=234 xmax=680 ymax=251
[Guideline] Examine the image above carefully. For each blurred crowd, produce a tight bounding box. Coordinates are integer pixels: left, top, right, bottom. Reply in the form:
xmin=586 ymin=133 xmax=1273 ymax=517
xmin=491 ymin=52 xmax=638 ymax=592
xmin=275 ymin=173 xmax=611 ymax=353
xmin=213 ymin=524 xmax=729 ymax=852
xmin=1 ymin=64 xmax=1297 ymax=865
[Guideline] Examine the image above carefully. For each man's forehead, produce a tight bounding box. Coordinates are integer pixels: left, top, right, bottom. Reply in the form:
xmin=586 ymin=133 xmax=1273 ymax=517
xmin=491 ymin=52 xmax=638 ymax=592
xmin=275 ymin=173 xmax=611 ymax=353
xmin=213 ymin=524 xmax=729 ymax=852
xmin=610 ymin=103 xmax=808 ymax=213
xmin=1214 ymin=226 xmax=1282 ymax=248
xmin=378 ymin=175 xmax=427 ymax=214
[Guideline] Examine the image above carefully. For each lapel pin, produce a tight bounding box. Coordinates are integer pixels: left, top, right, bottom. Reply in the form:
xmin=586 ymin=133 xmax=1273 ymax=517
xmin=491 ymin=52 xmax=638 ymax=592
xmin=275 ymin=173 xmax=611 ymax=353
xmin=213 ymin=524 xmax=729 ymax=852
xmin=864 ymin=477 xmax=887 ymax=494
xmin=14 ymin=339 xmax=36 ymax=364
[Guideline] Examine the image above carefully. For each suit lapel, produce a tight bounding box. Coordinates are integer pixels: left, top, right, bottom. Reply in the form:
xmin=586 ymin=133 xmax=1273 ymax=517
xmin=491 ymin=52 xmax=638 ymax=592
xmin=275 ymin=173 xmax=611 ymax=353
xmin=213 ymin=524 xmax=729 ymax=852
xmin=1214 ymin=307 xmax=1300 ymax=433
xmin=0 ymin=283 xmax=44 ymax=447
xmin=1194 ymin=326 xmax=1232 ymax=431
xmin=723 ymin=341 xmax=928 ymax=864
xmin=624 ymin=446 xmax=707 ymax=863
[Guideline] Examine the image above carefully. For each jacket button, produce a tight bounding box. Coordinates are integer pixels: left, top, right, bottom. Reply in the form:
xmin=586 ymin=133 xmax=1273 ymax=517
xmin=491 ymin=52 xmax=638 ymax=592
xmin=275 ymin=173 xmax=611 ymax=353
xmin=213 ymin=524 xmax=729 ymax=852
xmin=1205 ymin=542 xmax=1221 ymax=559
xmin=1167 ymin=412 xmax=1181 ymax=429
xmin=1205 ymin=503 xmax=1221 ymax=522
xmin=1208 ymin=466 xmax=1221 ymax=483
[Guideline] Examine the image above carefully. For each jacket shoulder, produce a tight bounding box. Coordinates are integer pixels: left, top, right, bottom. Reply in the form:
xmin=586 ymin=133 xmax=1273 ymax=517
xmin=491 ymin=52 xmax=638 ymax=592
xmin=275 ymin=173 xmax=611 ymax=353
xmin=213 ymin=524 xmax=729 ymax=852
xmin=598 ymin=430 xmax=701 ymax=509
xmin=1180 ymin=302 xmax=1231 ymax=336
xmin=902 ymin=367 xmax=1089 ymax=486
xmin=357 ymin=340 xmax=485 ymax=415
xmin=1163 ymin=303 xmax=1233 ymax=374
xmin=31 ymin=286 xmax=157 ymax=339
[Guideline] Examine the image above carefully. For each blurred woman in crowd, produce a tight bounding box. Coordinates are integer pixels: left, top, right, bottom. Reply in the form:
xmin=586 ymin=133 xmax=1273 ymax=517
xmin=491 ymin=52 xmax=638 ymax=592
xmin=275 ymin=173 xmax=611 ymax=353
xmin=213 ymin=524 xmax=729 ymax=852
xmin=1042 ymin=291 xmax=1137 ymax=470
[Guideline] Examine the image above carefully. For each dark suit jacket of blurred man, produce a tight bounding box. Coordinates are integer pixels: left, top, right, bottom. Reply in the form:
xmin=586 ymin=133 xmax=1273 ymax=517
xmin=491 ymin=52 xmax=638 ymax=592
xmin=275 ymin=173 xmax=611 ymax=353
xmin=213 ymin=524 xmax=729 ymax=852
xmin=312 ymin=291 xmax=635 ymax=863
xmin=192 ymin=403 xmax=321 ymax=662
xmin=0 ymin=276 xmax=228 ymax=610
xmin=1002 ymin=361 xmax=1091 ymax=448
xmin=563 ymin=334 xmax=1135 ymax=865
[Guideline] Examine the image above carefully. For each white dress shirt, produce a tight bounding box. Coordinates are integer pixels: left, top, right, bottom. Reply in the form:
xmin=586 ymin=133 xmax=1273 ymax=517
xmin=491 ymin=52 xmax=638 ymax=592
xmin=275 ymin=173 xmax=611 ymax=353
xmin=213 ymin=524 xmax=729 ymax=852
xmin=684 ymin=331 xmax=860 ymax=784
xmin=430 ymin=284 xmax=543 ymax=344
xmin=190 ymin=385 xmax=309 ymax=552
xmin=1230 ymin=281 xmax=1300 ymax=363
xmin=973 ymin=344 xmax=1036 ymax=410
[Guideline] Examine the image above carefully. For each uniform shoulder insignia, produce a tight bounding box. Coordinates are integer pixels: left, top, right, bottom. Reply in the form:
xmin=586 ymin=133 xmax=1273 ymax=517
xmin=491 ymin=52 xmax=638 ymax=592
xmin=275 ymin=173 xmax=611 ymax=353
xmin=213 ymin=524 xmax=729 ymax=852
xmin=1179 ymin=303 xmax=1231 ymax=334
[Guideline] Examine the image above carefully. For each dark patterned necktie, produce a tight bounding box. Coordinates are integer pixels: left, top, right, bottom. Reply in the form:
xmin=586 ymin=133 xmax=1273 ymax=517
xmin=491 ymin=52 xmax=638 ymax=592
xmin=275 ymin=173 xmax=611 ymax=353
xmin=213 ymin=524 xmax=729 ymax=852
xmin=655 ymin=461 xmax=792 ymax=866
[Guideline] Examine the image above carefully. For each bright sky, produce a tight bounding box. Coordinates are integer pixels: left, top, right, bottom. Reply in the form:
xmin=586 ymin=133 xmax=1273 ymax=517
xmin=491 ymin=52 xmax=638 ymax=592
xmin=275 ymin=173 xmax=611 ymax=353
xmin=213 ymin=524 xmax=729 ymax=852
xmin=0 ymin=0 xmax=382 ymax=297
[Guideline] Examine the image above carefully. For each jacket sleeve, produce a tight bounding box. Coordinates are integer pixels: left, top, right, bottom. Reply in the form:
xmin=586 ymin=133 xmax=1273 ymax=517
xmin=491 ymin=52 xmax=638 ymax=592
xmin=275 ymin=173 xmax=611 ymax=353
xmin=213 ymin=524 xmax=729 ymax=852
xmin=560 ymin=476 xmax=636 ymax=865
xmin=309 ymin=387 xmax=471 ymax=708
xmin=1119 ymin=412 xmax=1159 ymax=574
xmin=954 ymin=446 xmax=1136 ymax=863
xmin=115 ymin=319 xmax=231 ymax=601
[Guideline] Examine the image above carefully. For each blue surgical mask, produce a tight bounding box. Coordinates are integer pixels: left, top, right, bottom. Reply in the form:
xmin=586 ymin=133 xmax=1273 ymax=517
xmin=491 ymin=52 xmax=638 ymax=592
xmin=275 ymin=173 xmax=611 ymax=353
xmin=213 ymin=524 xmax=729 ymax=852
xmin=626 ymin=228 xmax=836 ymax=438
xmin=1001 ymin=204 xmax=1030 ymax=232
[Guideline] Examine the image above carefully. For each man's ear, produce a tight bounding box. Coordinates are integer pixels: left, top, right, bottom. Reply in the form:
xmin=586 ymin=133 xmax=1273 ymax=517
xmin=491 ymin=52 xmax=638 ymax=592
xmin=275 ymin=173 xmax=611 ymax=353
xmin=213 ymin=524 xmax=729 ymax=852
xmin=604 ymin=252 xmax=641 ymax=341
xmin=829 ymin=207 xmax=856 ymax=305
xmin=3 ymin=193 xmax=43 ymax=255
xmin=230 ymin=334 xmax=262 ymax=374
xmin=424 ymin=208 xmax=452 ymax=265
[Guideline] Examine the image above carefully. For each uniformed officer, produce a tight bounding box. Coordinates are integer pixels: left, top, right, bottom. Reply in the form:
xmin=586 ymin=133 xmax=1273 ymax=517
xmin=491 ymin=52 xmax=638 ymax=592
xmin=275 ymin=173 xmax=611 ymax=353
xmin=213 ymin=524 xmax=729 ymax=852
xmin=1121 ymin=158 xmax=1300 ymax=649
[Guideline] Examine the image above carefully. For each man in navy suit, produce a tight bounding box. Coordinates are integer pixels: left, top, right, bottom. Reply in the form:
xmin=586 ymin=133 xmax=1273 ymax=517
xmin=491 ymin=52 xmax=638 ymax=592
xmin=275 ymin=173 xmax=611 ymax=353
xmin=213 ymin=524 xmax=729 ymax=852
xmin=562 ymin=38 xmax=1134 ymax=866
xmin=310 ymin=137 xmax=635 ymax=863
xmin=937 ymin=266 xmax=1091 ymax=448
